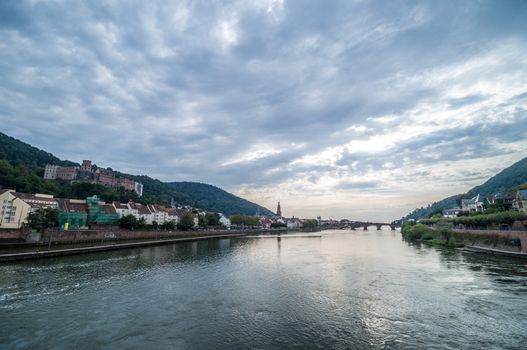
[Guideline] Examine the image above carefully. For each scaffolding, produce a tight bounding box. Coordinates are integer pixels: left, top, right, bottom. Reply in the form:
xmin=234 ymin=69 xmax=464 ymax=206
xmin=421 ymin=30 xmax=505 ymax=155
xmin=86 ymin=196 xmax=119 ymax=225
xmin=59 ymin=196 xmax=119 ymax=229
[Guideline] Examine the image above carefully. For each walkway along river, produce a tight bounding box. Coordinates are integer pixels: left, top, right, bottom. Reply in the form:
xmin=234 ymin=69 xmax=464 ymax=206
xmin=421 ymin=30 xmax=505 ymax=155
xmin=0 ymin=229 xmax=526 ymax=349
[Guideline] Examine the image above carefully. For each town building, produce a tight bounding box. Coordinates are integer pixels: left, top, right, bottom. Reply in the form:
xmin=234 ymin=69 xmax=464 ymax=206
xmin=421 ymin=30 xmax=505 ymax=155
xmin=0 ymin=189 xmax=31 ymax=229
xmin=461 ymin=194 xmax=484 ymax=213
xmin=219 ymin=214 xmax=231 ymax=228
xmin=80 ymin=160 xmax=92 ymax=172
xmin=164 ymin=208 xmax=180 ymax=224
xmin=42 ymin=159 xmax=143 ymax=196
xmin=134 ymin=182 xmax=144 ymax=196
xmin=259 ymin=217 xmax=273 ymax=229
xmin=276 ymin=201 xmax=282 ymax=217
xmin=0 ymin=190 xmax=59 ymax=229
xmin=116 ymin=177 xmax=136 ymax=192
xmin=130 ymin=203 xmax=155 ymax=225
xmin=443 ymin=207 xmax=462 ymax=218
xmin=43 ymin=164 xmax=59 ymax=179
xmin=96 ymin=168 xmax=115 ymax=187
xmin=112 ymin=202 xmax=132 ymax=218
xmin=56 ymin=166 xmax=78 ymax=180
xmin=513 ymin=190 xmax=527 ymax=213
xmin=286 ymin=217 xmax=302 ymax=229
xmin=57 ymin=196 xmax=119 ymax=229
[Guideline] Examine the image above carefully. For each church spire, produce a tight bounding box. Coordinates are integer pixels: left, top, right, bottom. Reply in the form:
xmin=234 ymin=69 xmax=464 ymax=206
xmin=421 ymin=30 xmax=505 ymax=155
xmin=276 ymin=201 xmax=282 ymax=217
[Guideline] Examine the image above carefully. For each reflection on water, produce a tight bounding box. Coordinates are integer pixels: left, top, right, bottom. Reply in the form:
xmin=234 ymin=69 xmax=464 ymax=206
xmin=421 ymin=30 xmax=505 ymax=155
xmin=1 ymin=230 xmax=526 ymax=349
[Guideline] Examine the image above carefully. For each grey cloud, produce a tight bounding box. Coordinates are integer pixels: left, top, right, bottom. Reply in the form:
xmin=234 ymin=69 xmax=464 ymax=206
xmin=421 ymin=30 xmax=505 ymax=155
xmin=0 ymin=0 xmax=526 ymax=221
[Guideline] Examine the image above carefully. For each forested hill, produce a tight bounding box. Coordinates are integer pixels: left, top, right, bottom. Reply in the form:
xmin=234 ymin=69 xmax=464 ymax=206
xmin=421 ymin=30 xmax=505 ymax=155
xmin=0 ymin=132 xmax=76 ymax=167
xmin=401 ymin=156 xmax=527 ymax=222
xmin=0 ymin=131 xmax=273 ymax=216
xmin=167 ymin=182 xmax=274 ymax=217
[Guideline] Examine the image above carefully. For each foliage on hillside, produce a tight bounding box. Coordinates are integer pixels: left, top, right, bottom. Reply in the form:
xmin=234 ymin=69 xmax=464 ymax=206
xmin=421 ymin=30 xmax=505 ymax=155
xmin=467 ymin=157 xmax=527 ymax=197
xmin=167 ymin=182 xmax=274 ymax=217
xmin=0 ymin=159 xmax=149 ymax=204
xmin=420 ymin=211 xmax=527 ymax=229
xmin=401 ymin=156 xmax=527 ymax=222
xmin=0 ymin=132 xmax=274 ymax=216
xmin=0 ymin=132 xmax=76 ymax=167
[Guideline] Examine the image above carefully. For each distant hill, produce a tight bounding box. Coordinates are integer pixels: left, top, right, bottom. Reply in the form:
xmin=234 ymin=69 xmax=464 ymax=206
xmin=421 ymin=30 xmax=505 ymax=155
xmin=401 ymin=156 xmax=527 ymax=221
xmin=0 ymin=131 xmax=273 ymax=216
xmin=167 ymin=182 xmax=273 ymax=217
xmin=0 ymin=132 xmax=76 ymax=167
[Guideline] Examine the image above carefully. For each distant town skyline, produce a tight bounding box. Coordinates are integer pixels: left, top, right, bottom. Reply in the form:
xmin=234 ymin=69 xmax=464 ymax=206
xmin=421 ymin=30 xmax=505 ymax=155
xmin=1 ymin=1 xmax=527 ymax=221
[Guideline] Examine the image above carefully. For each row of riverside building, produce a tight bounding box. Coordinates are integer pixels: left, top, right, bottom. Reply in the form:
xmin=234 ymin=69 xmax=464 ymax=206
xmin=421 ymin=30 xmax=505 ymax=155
xmin=0 ymin=189 xmax=189 ymax=230
xmin=442 ymin=190 xmax=527 ymax=218
xmin=44 ymin=160 xmax=143 ymax=196
xmin=1 ymin=189 xmax=308 ymax=231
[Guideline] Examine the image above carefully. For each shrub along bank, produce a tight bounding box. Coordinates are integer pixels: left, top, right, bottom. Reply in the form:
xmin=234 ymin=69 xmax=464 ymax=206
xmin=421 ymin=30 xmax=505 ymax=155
xmin=419 ymin=211 xmax=527 ymax=230
xmin=401 ymin=221 xmax=462 ymax=247
xmin=402 ymin=219 xmax=522 ymax=251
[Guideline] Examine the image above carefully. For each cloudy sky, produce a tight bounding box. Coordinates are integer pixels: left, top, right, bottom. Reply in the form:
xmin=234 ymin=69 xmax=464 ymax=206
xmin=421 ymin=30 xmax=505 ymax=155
xmin=1 ymin=0 xmax=527 ymax=221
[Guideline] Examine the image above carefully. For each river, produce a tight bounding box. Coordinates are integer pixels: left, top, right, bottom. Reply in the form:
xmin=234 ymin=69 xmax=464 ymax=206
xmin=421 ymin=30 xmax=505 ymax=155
xmin=1 ymin=230 xmax=526 ymax=349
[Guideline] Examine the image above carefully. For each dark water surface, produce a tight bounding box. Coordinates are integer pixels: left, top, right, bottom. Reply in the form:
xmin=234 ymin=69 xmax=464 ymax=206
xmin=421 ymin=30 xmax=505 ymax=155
xmin=1 ymin=230 xmax=526 ymax=349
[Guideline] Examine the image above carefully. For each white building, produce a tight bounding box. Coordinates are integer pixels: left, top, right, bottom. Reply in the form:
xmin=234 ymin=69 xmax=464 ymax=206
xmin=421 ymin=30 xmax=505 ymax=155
xmin=461 ymin=194 xmax=484 ymax=213
xmin=513 ymin=190 xmax=527 ymax=213
xmin=134 ymin=182 xmax=144 ymax=197
xmin=0 ymin=190 xmax=31 ymax=229
xmin=219 ymin=214 xmax=231 ymax=228
xmin=286 ymin=218 xmax=302 ymax=229
xmin=443 ymin=207 xmax=462 ymax=218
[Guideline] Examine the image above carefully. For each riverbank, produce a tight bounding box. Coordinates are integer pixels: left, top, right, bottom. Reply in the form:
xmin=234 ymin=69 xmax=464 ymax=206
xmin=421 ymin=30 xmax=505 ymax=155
xmin=0 ymin=227 xmax=296 ymax=248
xmin=401 ymin=221 xmax=527 ymax=255
xmin=0 ymin=233 xmax=246 ymax=263
xmin=464 ymin=245 xmax=527 ymax=259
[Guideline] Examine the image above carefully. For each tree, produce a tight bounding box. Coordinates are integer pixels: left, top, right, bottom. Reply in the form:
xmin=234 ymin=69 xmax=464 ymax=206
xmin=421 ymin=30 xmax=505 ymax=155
xmin=26 ymin=208 xmax=59 ymax=232
xmin=164 ymin=220 xmax=175 ymax=230
xmin=230 ymin=215 xmax=260 ymax=227
xmin=177 ymin=212 xmax=195 ymax=230
xmin=302 ymin=219 xmax=318 ymax=229
xmin=119 ymin=214 xmax=138 ymax=229
xmin=209 ymin=212 xmax=220 ymax=226
xmin=435 ymin=218 xmax=454 ymax=242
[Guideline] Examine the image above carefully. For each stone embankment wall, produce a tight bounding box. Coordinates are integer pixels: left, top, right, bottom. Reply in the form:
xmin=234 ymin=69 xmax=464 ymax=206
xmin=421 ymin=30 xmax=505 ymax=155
xmin=453 ymin=228 xmax=527 ymax=253
xmin=0 ymin=227 xmax=288 ymax=245
xmin=0 ymin=228 xmax=32 ymax=242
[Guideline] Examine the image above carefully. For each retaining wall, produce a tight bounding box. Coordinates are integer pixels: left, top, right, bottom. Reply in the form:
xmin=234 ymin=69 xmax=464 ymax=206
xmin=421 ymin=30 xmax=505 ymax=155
xmin=453 ymin=228 xmax=527 ymax=253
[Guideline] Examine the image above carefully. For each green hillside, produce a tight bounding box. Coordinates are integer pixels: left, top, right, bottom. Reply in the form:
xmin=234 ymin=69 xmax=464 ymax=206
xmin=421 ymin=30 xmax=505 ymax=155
xmin=466 ymin=157 xmax=527 ymax=197
xmin=401 ymin=156 xmax=527 ymax=221
xmin=167 ymin=182 xmax=273 ymax=217
xmin=0 ymin=132 xmax=77 ymax=167
xmin=0 ymin=131 xmax=273 ymax=216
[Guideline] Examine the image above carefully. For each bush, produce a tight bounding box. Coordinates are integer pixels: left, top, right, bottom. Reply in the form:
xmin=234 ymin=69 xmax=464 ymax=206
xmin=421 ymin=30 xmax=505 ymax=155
xmin=177 ymin=212 xmax=195 ymax=231
xmin=404 ymin=224 xmax=433 ymax=241
xmin=421 ymin=233 xmax=434 ymax=241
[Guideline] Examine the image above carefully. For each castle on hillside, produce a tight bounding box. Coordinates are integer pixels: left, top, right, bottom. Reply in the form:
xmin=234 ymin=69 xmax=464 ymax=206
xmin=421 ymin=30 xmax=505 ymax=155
xmin=43 ymin=159 xmax=143 ymax=196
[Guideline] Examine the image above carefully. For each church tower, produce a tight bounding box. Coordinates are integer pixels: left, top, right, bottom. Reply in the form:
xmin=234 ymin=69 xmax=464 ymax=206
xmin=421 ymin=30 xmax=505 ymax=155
xmin=276 ymin=201 xmax=282 ymax=217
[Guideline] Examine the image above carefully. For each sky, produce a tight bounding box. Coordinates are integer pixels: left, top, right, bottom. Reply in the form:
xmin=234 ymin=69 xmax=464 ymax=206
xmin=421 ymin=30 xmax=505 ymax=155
xmin=1 ymin=0 xmax=527 ymax=221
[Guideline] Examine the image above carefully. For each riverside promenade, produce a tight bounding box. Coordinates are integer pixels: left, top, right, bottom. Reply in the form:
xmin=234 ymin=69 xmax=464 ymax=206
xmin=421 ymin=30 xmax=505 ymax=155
xmin=0 ymin=233 xmax=246 ymax=262
xmin=0 ymin=227 xmax=302 ymax=262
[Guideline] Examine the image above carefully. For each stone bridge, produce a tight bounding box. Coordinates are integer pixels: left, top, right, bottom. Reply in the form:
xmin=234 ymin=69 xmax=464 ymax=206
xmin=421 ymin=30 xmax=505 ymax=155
xmin=347 ymin=222 xmax=397 ymax=231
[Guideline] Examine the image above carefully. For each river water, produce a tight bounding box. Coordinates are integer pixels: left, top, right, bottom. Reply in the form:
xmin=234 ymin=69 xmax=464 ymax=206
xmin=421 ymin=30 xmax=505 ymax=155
xmin=1 ymin=230 xmax=526 ymax=349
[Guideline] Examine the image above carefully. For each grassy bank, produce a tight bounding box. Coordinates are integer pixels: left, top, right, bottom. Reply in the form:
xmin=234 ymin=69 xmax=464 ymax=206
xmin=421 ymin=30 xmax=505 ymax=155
xmin=401 ymin=221 xmax=462 ymax=248
xmin=401 ymin=220 xmax=521 ymax=251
